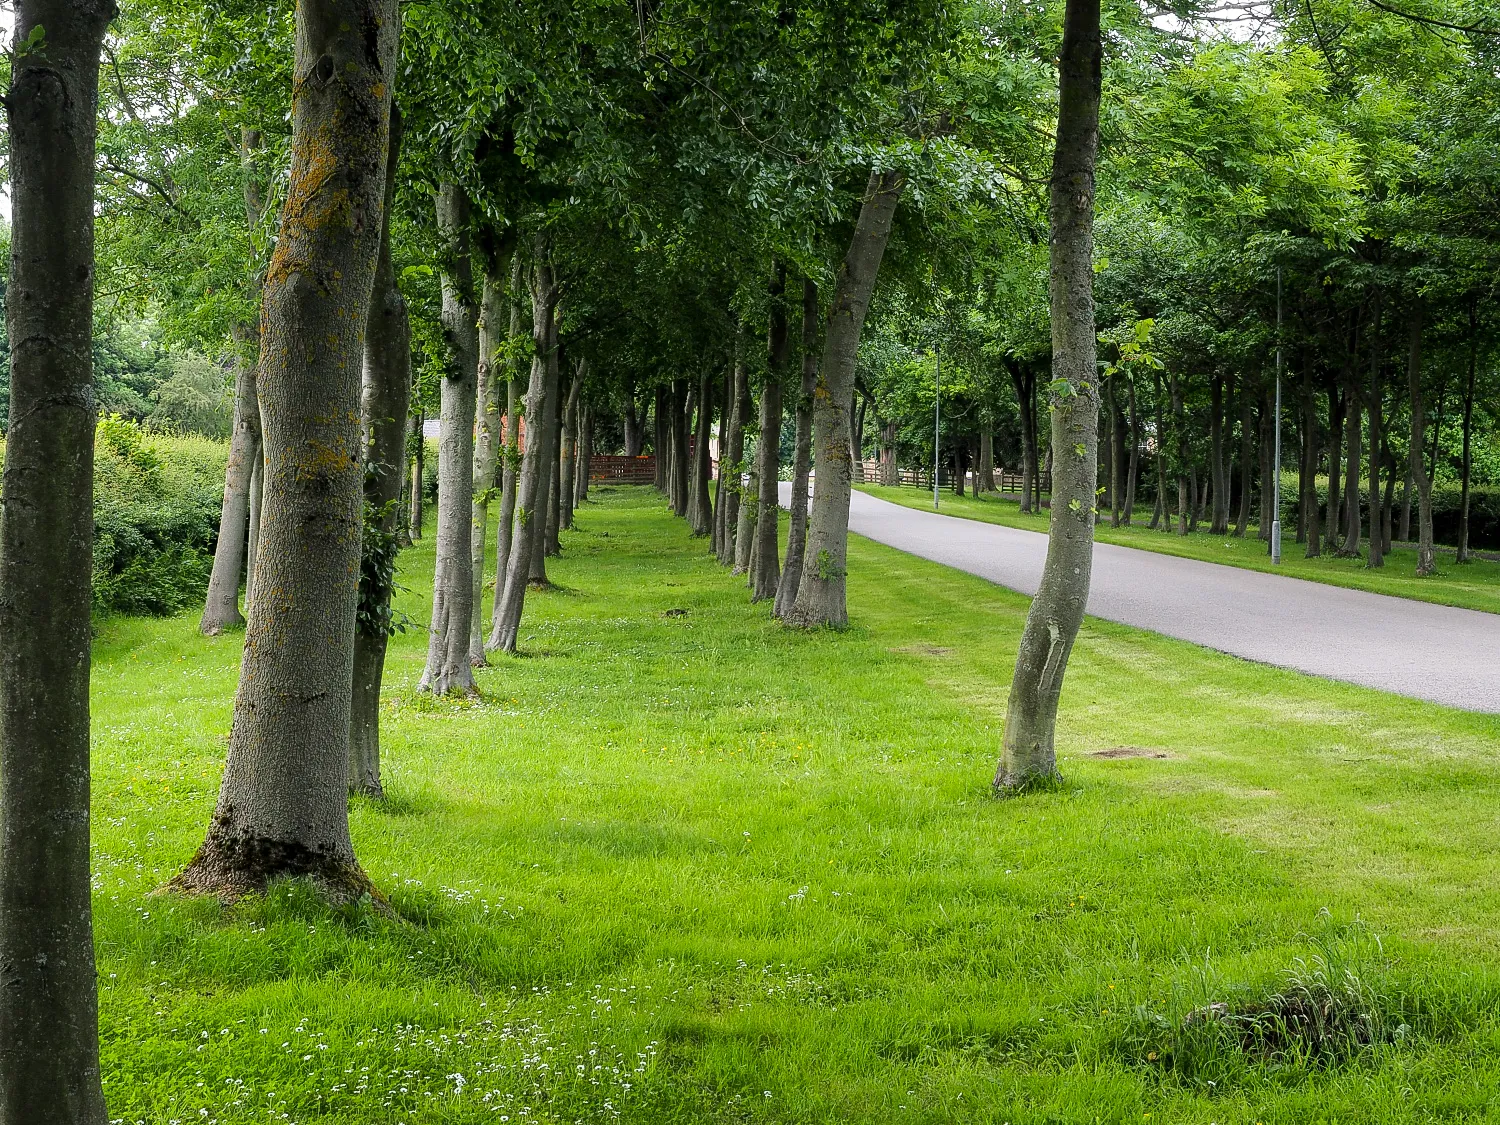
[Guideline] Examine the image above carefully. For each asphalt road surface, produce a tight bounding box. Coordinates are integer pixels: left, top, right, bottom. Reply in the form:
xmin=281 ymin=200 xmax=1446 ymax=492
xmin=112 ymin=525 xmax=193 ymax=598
xmin=781 ymin=483 xmax=1500 ymax=713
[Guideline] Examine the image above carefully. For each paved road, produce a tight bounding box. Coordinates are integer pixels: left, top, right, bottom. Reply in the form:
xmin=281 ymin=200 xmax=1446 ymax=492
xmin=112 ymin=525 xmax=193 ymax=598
xmin=780 ymin=483 xmax=1500 ymax=713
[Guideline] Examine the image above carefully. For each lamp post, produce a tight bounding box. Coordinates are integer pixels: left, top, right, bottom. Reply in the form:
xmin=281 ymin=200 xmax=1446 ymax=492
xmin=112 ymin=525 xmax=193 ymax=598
xmin=1271 ymin=265 xmax=1283 ymax=564
xmin=933 ymin=344 xmax=941 ymax=509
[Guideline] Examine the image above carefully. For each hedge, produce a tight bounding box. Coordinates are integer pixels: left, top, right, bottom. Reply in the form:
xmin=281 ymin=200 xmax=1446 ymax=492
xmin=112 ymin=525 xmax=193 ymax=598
xmin=1284 ymin=477 xmax=1500 ymax=551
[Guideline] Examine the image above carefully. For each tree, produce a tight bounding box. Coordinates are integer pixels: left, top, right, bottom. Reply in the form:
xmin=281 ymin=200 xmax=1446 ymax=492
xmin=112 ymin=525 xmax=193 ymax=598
xmin=0 ymin=5 xmax=117 ymax=1119
xmin=173 ymin=0 xmax=399 ymax=900
xmin=785 ymin=168 xmax=906 ymax=628
xmin=996 ymin=0 xmax=1101 ymax=790
xmin=350 ymin=111 xmax=411 ymax=799
xmin=419 ymin=185 xmax=481 ymax=695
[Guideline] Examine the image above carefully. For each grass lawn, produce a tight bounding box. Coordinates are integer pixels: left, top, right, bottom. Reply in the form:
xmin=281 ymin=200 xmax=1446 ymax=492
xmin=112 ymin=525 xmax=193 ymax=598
xmin=94 ymin=486 xmax=1500 ymax=1123
xmin=858 ymin=482 xmax=1500 ymax=616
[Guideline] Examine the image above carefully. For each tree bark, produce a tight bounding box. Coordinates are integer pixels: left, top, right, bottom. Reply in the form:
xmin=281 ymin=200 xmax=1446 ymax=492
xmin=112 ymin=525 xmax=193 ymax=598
xmin=623 ymin=376 xmax=643 ymax=457
xmin=1170 ymin=371 xmax=1189 ymax=535
xmin=559 ymin=358 xmax=583 ymax=532
xmin=1124 ymin=374 xmax=1139 ymax=524
xmin=1301 ymin=362 xmax=1321 ymax=557
xmin=489 ymin=253 xmax=528 ymax=640
xmin=409 ymin=408 xmax=424 ymax=539
xmin=719 ymin=343 xmax=750 ymax=566
xmin=491 ymin=249 xmax=557 ymax=651
xmin=1234 ymin=374 xmax=1253 ymax=537
xmin=418 ymin=184 xmax=480 ymax=695
xmin=576 ymin=398 xmax=592 ymax=505
xmin=690 ymin=364 xmax=714 ymax=537
xmin=0 ymin=3 xmax=114 ymax=1120
xmin=776 ymin=277 xmax=819 ymax=618
xmin=750 ymin=283 xmax=787 ymax=601
xmin=1152 ymin=369 xmax=1170 ymax=531
xmin=1107 ymin=375 xmax=1121 ymax=527
xmin=713 ymin=368 xmax=730 ymax=556
xmin=246 ymin=445 xmax=264 ymax=605
xmin=1209 ymin=373 xmax=1228 ymax=533
xmin=1324 ymin=382 xmax=1342 ymax=554
xmin=350 ymin=111 xmax=409 ymax=798
xmin=1458 ymin=301 xmax=1477 ymax=563
xmin=1405 ymin=312 xmax=1435 ymax=575
xmin=785 ymin=170 xmax=906 ymax=626
xmin=468 ymin=261 xmax=506 ymax=666
xmin=172 ymin=0 xmax=397 ymax=902
xmin=1340 ymin=327 xmax=1363 ymax=557
xmin=201 ymin=326 xmax=262 ymax=633
xmin=1367 ymin=303 xmax=1384 ymax=568
xmin=669 ymin=378 xmax=690 ymax=517
xmin=537 ymin=349 xmax=563 ymax=565
xmin=201 ymin=126 xmax=269 ymax=634
xmin=997 ymin=0 xmax=1101 ymax=790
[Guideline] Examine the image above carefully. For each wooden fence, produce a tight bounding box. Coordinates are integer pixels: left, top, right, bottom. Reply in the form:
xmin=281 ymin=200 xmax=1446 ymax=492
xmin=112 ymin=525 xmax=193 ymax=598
xmin=588 ymin=455 xmax=656 ymax=484
xmin=860 ymin=462 xmax=1050 ymax=494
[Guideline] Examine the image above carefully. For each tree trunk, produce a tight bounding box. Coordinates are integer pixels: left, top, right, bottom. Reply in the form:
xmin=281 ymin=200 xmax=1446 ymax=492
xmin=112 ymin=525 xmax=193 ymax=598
xmin=690 ymin=364 xmax=714 ymax=537
xmin=623 ymin=377 xmax=643 ymax=457
xmin=539 ymin=357 xmax=563 ymax=562
xmin=489 ymin=253 xmax=528 ymax=641
xmin=409 ymin=408 xmax=424 ymax=539
xmin=1124 ymin=374 xmax=1139 ymax=524
xmin=1301 ymin=363 xmax=1321 ymax=557
xmin=201 ymin=326 xmax=262 ymax=633
xmin=576 ymin=399 xmax=592 ymax=505
xmin=1407 ymin=311 xmax=1435 ymax=575
xmin=559 ymin=359 xmax=583 ymax=532
xmin=418 ymin=184 xmax=480 ymax=696
xmin=350 ymin=111 xmax=409 ymax=798
xmin=712 ymin=368 xmax=730 ymax=556
xmin=0 ymin=3 xmax=114 ymax=1119
xmin=1381 ymin=441 xmax=1395 ymax=555
xmin=202 ymin=127 xmax=269 ymax=634
xmin=981 ymin=428 xmax=997 ymax=493
xmin=1210 ymin=373 xmax=1228 ymax=533
xmin=751 ymin=275 xmax=788 ymax=601
xmin=734 ymin=460 xmax=758 ymax=576
xmin=997 ymin=0 xmax=1101 ymax=790
xmin=1458 ymin=301 xmax=1477 ymax=563
xmin=1324 ymin=382 xmax=1342 ymax=554
xmin=490 ymin=249 xmax=557 ymax=651
xmin=1233 ymin=375 xmax=1253 ymax=537
xmin=468 ymin=261 xmax=506 ymax=666
xmin=1340 ymin=330 xmax=1363 ymax=557
xmin=784 ymin=171 xmax=906 ymax=626
xmin=670 ymin=378 xmax=689 ymax=517
xmin=246 ymin=445 xmax=264 ymax=605
xmin=1367 ymin=304 xmax=1384 ymax=568
xmin=1152 ymin=368 xmax=1170 ymax=531
xmin=776 ymin=277 xmax=819 ymax=618
xmin=1107 ymin=375 xmax=1121 ymax=527
xmin=1258 ymin=387 xmax=1273 ymax=542
xmin=652 ymin=383 xmax=667 ymax=490
xmin=720 ymin=343 xmax=750 ymax=567
xmin=1170 ymin=372 xmax=1188 ymax=535
xmin=172 ymin=0 xmax=397 ymax=902
xmin=1010 ymin=361 xmax=1038 ymax=513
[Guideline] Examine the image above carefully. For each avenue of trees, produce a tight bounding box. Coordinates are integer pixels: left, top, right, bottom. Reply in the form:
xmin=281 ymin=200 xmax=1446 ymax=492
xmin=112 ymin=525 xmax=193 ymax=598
xmin=0 ymin=0 xmax=1495 ymax=1119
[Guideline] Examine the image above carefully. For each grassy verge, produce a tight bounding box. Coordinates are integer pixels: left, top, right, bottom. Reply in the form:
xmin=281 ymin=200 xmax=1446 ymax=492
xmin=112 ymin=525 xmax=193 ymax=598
xmin=95 ymin=486 xmax=1500 ymax=1123
xmin=859 ymin=482 xmax=1500 ymax=616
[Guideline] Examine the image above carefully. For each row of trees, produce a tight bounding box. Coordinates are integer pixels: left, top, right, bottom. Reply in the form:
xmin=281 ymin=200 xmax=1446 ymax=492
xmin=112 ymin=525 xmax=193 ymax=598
xmin=4 ymin=0 xmax=1494 ymax=1118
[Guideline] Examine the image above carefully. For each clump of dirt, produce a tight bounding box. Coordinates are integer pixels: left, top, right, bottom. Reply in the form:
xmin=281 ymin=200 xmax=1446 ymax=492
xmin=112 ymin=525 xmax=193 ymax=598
xmin=1090 ymin=746 xmax=1171 ymax=759
xmin=892 ymin=644 xmax=952 ymax=656
xmin=662 ymin=608 xmax=688 ymax=618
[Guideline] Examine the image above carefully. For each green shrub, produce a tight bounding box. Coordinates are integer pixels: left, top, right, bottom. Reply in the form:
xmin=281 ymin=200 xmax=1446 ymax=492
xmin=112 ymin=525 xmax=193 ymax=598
xmin=1286 ymin=478 xmax=1500 ymax=550
xmin=91 ymin=416 xmax=226 ymax=617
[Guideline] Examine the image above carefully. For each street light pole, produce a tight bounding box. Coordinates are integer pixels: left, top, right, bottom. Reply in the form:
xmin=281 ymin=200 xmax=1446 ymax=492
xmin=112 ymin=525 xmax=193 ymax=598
xmin=933 ymin=344 xmax=941 ymax=510
xmin=1271 ymin=265 xmax=1283 ymax=564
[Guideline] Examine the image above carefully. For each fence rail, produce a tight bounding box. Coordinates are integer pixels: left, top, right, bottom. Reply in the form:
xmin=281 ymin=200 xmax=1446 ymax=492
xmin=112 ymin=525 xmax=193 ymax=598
xmin=860 ymin=461 xmax=1050 ymax=494
xmin=589 ymin=455 xmax=656 ymax=484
